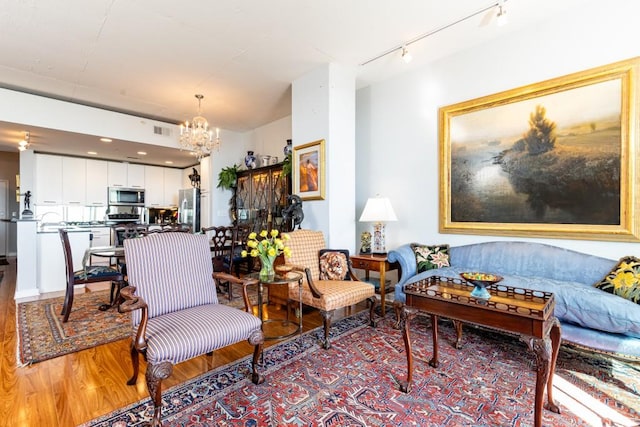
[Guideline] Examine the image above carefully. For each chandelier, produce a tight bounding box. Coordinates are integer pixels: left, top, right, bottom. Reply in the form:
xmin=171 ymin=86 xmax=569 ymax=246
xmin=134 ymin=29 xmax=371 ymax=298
xmin=179 ymin=94 xmax=220 ymax=160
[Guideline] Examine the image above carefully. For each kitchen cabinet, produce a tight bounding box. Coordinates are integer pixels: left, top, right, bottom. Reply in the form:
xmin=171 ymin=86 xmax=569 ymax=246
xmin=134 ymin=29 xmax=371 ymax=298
xmin=234 ymin=163 xmax=290 ymax=233
xmin=62 ymin=157 xmax=87 ymax=205
xmin=163 ymin=168 xmax=181 ymax=207
xmin=35 ymin=154 xmax=63 ymax=205
xmin=86 ymin=159 xmax=109 ymax=206
xmin=144 ymin=165 xmax=164 ymax=207
xmin=107 ymin=161 xmax=128 ymax=187
xmin=108 ymin=162 xmax=145 ymax=188
xmin=127 ymin=164 xmax=145 ymax=188
xmin=145 ymin=166 xmax=182 ymax=207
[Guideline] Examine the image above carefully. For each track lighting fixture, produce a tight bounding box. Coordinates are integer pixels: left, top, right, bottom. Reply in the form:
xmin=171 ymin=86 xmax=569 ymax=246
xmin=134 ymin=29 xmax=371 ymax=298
xmin=496 ymin=0 xmax=508 ymax=26
xmin=401 ymin=46 xmax=413 ymax=63
xmin=361 ymin=0 xmax=510 ymax=67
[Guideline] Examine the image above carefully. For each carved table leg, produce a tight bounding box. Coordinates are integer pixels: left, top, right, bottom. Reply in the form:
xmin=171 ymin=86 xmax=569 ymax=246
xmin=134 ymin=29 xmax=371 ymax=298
xmin=429 ymin=314 xmax=439 ymax=368
xmin=399 ymin=305 xmax=417 ymax=393
xmin=545 ymin=318 xmax=562 ymax=414
xmin=523 ymin=324 xmax=560 ymax=427
xmin=452 ymin=320 xmax=463 ymax=349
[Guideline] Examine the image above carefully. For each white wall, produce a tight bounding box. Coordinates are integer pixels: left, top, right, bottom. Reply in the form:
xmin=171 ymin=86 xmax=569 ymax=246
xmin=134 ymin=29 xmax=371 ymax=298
xmin=356 ymin=0 xmax=640 ymax=259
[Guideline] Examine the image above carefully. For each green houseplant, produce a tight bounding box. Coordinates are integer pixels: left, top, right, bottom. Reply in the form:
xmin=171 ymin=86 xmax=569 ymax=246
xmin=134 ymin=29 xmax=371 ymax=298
xmin=282 ymin=153 xmax=292 ymax=177
xmin=217 ymin=164 xmax=240 ymax=190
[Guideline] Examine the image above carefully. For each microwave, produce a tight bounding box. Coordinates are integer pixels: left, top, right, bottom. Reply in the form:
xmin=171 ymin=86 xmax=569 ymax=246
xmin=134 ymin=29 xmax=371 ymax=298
xmin=108 ymin=187 xmax=145 ymax=206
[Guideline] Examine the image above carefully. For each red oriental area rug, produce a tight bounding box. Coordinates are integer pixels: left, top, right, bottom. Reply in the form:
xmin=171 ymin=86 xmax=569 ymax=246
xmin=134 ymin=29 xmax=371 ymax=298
xmin=16 ymin=290 xmax=131 ymax=365
xmin=83 ymin=312 xmax=640 ymax=427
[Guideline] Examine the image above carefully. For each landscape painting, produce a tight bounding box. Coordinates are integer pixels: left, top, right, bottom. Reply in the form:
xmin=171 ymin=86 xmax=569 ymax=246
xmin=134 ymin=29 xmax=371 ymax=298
xmin=439 ymin=58 xmax=640 ymax=241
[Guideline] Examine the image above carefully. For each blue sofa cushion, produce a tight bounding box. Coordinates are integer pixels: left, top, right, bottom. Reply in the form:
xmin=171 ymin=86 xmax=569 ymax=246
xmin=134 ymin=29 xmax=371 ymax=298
xmin=410 ymin=243 xmax=450 ymax=273
xmin=594 ymin=256 xmax=640 ymax=304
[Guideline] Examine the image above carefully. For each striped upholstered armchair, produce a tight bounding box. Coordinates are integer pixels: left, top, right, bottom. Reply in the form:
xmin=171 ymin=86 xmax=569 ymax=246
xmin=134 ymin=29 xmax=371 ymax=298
xmin=284 ymin=229 xmax=377 ymax=349
xmin=118 ymin=232 xmax=264 ymax=427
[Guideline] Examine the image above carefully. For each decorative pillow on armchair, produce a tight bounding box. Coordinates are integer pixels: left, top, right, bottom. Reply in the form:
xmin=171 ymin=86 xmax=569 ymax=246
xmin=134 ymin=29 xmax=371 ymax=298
xmin=594 ymin=256 xmax=640 ymax=304
xmin=319 ymin=249 xmax=350 ymax=280
xmin=410 ymin=243 xmax=450 ymax=273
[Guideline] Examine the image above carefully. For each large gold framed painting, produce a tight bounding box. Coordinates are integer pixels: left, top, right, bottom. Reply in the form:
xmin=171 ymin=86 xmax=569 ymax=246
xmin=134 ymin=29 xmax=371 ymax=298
xmin=439 ymin=57 xmax=640 ymax=241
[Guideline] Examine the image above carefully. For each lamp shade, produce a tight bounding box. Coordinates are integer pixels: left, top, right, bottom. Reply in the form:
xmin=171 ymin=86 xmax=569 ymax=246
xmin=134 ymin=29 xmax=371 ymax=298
xmin=359 ymin=197 xmax=397 ymax=222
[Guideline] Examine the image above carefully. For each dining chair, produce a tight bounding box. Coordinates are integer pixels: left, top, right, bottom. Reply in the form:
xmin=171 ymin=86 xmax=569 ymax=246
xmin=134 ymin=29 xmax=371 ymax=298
xmin=58 ymin=229 xmax=124 ymax=322
xmin=229 ymin=224 xmax=253 ymax=274
xmin=202 ymin=225 xmax=235 ymax=298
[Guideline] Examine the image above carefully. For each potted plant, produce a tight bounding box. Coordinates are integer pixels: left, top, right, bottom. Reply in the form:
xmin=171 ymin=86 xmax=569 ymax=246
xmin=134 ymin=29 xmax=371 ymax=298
xmin=282 ymin=153 xmax=292 ymax=177
xmin=217 ymin=164 xmax=240 ymax=190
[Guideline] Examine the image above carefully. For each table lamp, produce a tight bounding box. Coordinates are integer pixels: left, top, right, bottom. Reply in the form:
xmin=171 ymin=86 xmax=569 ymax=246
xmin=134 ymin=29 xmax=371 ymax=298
xmin=359 ymin=196 xmax=397 ymax=254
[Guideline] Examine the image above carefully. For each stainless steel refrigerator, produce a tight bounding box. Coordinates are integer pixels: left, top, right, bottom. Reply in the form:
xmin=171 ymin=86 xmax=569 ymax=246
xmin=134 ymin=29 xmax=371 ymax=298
xmin=178 ymin=188 xmax=200 ymax=232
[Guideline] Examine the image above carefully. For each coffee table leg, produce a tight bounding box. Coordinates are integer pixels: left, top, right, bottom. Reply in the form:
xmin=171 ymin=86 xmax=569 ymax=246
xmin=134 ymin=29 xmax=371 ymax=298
xmin=399 ymin=305 xmax=417 ymax=393
xmin=429 ymin=314 xmax=439 ymax=368
xmin=524 ymin=329 xmax=557 ymax=427
xmin=453 ymin=320 xmax=463 ymax=349
xmin=545 ymin=318 xmax=561 ymax=414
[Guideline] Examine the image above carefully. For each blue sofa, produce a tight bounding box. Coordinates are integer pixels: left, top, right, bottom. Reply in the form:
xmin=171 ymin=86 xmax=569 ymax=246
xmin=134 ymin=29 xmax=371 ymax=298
xmin=389 ymin=241 xmax=640 ymax=359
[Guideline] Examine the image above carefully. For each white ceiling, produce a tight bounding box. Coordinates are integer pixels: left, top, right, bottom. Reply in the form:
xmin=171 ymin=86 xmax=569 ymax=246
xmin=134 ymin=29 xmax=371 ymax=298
xmin=0 ymin=0 xmax=584 ymax=167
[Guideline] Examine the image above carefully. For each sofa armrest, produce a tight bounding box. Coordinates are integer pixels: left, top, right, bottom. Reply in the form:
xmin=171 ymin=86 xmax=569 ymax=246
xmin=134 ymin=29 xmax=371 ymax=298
xmin=388 ymin=244 xmax=417 ymax=287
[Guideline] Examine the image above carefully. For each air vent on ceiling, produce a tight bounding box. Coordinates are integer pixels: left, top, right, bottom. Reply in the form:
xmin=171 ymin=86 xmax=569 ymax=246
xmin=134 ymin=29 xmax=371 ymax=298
xmin=153 ymin=125 xmax=172 ymax=136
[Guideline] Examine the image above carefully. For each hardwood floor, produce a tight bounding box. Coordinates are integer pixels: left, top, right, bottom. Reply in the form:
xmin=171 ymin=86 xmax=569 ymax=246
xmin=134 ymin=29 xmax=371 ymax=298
xmin=0 ymin=259 xmax=369 ymax=426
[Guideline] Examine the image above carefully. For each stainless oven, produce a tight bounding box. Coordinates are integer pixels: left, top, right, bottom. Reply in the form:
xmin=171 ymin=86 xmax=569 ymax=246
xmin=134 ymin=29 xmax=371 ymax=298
xmin=108 ymin=187 xmax=145 ymax=206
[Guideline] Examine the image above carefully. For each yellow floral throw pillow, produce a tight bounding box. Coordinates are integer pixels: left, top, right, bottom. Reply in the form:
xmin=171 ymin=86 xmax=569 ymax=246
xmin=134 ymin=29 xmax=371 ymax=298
xmin=594 ymin=256 xmax=640 ymax=304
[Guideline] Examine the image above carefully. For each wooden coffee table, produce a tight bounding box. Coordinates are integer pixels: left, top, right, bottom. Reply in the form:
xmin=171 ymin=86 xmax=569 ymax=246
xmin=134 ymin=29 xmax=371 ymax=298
xmin=397 ymin=276 xmax=561 ymax=427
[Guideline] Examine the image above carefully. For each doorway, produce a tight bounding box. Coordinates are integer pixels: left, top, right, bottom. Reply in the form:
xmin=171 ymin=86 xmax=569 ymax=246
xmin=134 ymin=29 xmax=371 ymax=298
xmin=0 ymin=179 xmax=7 ymax=257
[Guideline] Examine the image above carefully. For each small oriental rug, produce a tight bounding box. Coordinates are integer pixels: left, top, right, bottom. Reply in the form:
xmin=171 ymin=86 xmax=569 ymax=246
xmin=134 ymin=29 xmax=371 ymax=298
xmin=16 ymin=290 xmax=130 ymax=365
xmin=16 ymin=286 xmax=261 ymax=366
xmin=83 ymin=313 xmax=640 ymax=427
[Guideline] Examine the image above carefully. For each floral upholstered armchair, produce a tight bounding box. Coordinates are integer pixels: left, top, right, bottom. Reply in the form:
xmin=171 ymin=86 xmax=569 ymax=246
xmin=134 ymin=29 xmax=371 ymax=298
xmin=118 ymin=232 xmax=264 ymax=427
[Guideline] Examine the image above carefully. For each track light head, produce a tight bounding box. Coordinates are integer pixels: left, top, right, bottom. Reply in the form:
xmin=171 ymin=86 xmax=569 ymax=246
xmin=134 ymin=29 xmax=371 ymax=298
xmin=401 ymin=46 xmax=412 ymax=63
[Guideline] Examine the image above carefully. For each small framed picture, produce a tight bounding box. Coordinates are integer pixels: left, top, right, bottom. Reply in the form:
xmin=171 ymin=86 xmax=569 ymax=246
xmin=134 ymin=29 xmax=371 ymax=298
xmin=292 ymin=139 xmax=325 ymax=201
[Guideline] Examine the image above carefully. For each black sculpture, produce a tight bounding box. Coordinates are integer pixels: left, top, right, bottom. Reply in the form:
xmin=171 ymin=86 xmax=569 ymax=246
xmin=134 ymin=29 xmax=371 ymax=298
xmin=282 ymin=194 xmax=304 ymax=230
xmin=188 ymin=168 xmax=201 ymax=189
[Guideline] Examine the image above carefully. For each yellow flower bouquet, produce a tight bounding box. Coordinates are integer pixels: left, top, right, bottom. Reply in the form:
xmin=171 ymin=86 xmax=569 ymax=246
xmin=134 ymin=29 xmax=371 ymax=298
xmin=241 ymin=229 xmax=291 ymax=279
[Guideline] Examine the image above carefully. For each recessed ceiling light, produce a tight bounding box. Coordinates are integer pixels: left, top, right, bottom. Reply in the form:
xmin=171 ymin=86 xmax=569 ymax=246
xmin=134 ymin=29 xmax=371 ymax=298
xmin=100 ymin=138 xmax=112 ymax=142
xmin=165 ymin=161 xmax=174 ymax=165
xmin=137 ymin=151 xmax=147 ymax=155
xmin=87 ymin=151 xmax=98 ymax=155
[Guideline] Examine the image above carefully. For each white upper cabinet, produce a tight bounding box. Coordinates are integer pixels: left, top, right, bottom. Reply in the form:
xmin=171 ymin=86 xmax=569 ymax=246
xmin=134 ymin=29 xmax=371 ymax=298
xmin=163 ymin=168 xmax=182 ymax=207
xmin=35 ymin=154 xmax=63 ymax=205
xmin=127 ymin=164 xmax=145 ymax=188
xmin=144 ymin=165 xmax=164 ymax=207
xmin=86 ymin=159 xmax=108 ymax=206
xmin=62 ymin=157 xmax=87 ymax=205
xmin=107 ymin=162 xmax=128 ymax=187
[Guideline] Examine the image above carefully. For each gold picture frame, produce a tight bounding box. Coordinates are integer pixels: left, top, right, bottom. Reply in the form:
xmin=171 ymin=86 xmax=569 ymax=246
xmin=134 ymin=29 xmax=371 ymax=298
xmin=293 ymin=139 xmax=325 ymax=201
xmin=439 ymin=57 xmax=640 ymax=241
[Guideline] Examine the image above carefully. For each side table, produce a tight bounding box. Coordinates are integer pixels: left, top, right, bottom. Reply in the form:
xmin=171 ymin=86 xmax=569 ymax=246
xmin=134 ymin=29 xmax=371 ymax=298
xmin=247 ymin=271 xmax=303 ymax=340
xmin=350 ymin=253 xmax=399 ymax=316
